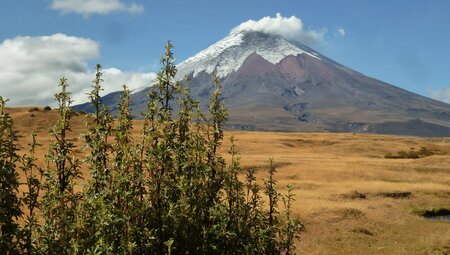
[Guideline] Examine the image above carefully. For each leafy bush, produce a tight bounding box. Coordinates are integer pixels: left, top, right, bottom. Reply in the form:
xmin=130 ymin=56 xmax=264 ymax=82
xmin=0 ymin=42 xmax=303 ymax=254
xmin=0 ymin=97 xmax=22 ymax=253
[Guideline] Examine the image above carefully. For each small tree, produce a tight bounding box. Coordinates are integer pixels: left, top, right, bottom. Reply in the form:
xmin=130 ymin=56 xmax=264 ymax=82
xmin=280 ymin=185 xmax=304 ymax=255
xmin=0 ymin=97 xmax=22 ymax=254
xmin=19 ymin=132 xmax=43 ymax=255
xmin=39 ymin=78 xmax=82 ymax=254
xmin=76 ymin=64 xmax=116 ymax=253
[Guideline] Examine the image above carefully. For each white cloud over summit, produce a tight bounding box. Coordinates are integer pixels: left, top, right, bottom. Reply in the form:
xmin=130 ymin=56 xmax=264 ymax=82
xmin=231 ymin=13 xmax=326 ymax=46
xmin=0 ymin=34 xmax=154 ymax=106
xmin=51 ymin=0 xmax=144 ymax=16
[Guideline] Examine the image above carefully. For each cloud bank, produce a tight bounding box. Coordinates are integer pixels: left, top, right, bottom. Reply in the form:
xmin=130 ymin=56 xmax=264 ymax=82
xmin=231 ymin=13 xmax=326 ymax=46
xmin=51 ymin=0 xmax=144 ymax=16
xmin=0 ymin=34 xmax=155 ymax=106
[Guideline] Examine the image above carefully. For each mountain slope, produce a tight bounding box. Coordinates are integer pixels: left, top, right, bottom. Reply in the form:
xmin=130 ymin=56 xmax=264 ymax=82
xmin=74 ymin=31 xmax=450 ymax=137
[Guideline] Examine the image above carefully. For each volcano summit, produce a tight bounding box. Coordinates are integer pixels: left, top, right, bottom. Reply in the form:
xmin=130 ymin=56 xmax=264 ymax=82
xmin=75 ymin=30 xmax=450 ymax=137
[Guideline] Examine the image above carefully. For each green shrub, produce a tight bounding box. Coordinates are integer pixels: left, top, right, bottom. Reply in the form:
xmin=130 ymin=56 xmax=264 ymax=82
xmin=0 ymin=42 xmax=303 ymax=255
xmin=0 ymin=97 xmax=22 ymax=254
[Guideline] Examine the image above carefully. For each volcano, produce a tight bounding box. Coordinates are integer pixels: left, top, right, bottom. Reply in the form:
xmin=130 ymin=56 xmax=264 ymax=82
xmin=75 ymin=31 xmax=450 ymax=137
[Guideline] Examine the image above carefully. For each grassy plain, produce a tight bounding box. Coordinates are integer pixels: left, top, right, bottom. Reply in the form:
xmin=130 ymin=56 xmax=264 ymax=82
xmin=7 ymin=107 xmax=450 ymax=255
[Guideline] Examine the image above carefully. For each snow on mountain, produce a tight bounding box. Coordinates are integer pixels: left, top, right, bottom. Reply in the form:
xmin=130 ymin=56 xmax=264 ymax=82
xmin=131 ymin=31 xmax=321 ymax=95
xmin=75 ymin=28 xmax=450 ymax=137
xmin=176 ymin=31 xmax=320 ymax=79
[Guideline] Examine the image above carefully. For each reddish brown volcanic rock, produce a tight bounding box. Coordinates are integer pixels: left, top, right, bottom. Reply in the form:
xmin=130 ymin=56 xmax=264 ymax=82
xmin=75 ymin=31 xmax=450 ymax=137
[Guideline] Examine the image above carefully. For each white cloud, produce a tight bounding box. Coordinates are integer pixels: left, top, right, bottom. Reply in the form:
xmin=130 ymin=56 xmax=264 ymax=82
xmin=338 ymin=27 xmax=346 ymax=37
xmin=428 ymin=87 xmax=450 ymax=104
xmin=231 ymin=13 xmax=326 ymax=46
xmin=51 ymin=0 xmax=144 ymax=16
xmin=0 ymin=34 xmax=155 ymax=107
xmin=71 ymin=68 xmax=156 ymax=104
xmin=102 ymin=68 xmax=156 ymax=92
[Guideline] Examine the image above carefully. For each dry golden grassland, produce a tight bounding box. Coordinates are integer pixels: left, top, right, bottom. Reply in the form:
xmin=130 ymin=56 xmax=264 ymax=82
xmin=8 ymin=107 xmax=450 ymax=255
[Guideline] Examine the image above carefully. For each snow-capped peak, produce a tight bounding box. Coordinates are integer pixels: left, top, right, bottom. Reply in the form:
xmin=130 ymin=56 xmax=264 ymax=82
xmin=176 ymin=31 xmax=320 ymax=79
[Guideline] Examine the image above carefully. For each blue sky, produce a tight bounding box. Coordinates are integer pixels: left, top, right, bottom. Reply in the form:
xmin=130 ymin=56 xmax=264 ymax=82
xmin=1 ymin=0 xmax=450 ymax=106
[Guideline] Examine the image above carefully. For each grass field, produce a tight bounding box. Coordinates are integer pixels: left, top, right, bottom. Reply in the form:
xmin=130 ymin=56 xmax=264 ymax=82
xmin=7 ymin=107 xmax=450 ymax=255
